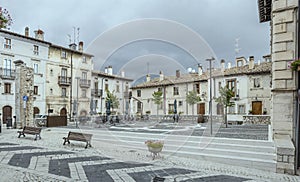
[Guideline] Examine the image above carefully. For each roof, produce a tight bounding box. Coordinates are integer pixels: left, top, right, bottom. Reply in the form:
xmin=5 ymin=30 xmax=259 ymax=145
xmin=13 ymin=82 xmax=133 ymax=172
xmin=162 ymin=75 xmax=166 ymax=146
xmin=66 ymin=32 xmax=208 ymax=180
xmin=131 ymin=73 xmax=208 ymax=89
xmin=92 ymin=70 xmax=133 ymax=82
xmin=258 ymin=0 xmax=272 ymax=23
xmin=132 ymin=62 xmax=271 ymax=89
xmin=0 ymin=29 xmax=51 ymax=45
xmin=0 ymin=29 xmax=93 ymax=57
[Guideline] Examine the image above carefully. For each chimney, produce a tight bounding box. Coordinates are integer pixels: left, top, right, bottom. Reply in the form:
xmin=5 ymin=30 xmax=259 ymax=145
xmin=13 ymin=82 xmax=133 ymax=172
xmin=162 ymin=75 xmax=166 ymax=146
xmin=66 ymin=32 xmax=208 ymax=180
xmin=108 ymin=66 xmax=113 ymax=75
xmin=220 ymin=59 xmax=225 ymax=71
xmin=249 ymin=56 xmax=254 ymax=69
xmin=104 ymin=67 xmax=108 ymax=74
xmin=176 ymin=70 xmax=180 ymax=78
xmin=25 ymin=27 xmax=29 ymax=37
xmin=159 ymin=71 xmax=164 ymax=81
xmin=198 ymin=64 xmax=203 ymax=76
xmin=69 ymin=43 xmax=77 ymax=50
xmin=78 ymin=41 xmax=83 ymax=52
xmin=121 ymin=70 xmax=125 ymax=77
xmin=34 ymin=29 xmax=44 ymax=41
xmin=146 ymin=74 xmax=151 ymax=82
xmin=227 ymin=62 xmax=231 ymax=69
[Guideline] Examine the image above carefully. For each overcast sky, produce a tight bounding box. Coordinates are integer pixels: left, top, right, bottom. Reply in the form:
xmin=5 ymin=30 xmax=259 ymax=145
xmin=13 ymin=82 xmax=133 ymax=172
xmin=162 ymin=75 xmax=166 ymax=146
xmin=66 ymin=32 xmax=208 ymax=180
xmin=2 ymin=0 xmax=270 ymax=78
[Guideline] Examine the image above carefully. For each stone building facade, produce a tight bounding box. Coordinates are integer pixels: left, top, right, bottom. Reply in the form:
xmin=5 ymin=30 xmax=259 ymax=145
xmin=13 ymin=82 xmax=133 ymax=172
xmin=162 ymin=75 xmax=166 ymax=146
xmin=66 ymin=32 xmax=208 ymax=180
xmin=131 ymin=58 xmax=271 ymax=120
xmin=258 ymin=0 xmax=299 ymax=174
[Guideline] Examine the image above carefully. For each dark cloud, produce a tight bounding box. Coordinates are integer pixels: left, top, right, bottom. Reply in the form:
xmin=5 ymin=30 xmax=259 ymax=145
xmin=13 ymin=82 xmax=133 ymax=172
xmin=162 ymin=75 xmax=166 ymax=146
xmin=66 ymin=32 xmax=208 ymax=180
xmin=2 ymin=0 xmax=269 ymax=76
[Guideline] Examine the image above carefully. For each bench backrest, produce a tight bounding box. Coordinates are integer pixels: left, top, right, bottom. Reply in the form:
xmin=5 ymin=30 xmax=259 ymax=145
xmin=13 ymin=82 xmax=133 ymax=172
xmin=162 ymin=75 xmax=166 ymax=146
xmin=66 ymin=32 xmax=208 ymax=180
xmin=68 ymin=132 xmax=92 ymax=141
xmin=24 ymin=126 xmax=42 ymax=133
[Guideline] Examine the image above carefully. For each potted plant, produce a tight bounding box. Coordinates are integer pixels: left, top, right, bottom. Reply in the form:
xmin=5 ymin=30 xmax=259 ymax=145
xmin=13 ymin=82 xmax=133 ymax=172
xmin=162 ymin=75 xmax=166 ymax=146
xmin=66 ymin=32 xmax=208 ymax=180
xmin=145 ymin=140 xmax=164 ymax=160
xmin=248 ymin=110 xmax=252 ymax=115
xmin=289 ymin=59 xmax=300 ymax=71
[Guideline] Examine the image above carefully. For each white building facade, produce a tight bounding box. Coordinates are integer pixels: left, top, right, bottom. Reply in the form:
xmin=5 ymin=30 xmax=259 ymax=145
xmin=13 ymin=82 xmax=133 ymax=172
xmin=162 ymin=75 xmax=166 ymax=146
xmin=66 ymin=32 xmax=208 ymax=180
xmin=0 ymin=28 xmax=49 ymax=124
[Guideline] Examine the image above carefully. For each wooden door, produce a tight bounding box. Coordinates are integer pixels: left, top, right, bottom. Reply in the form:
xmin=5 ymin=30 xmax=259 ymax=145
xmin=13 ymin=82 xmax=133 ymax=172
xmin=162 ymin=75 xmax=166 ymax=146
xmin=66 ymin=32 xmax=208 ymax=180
xmin=252 ymin=101 xmax=262 ymax=115
xmin=2 ymin=106 xmax=12 ymax=124
xmin=197 ymin=103 xmax=205 ymax=115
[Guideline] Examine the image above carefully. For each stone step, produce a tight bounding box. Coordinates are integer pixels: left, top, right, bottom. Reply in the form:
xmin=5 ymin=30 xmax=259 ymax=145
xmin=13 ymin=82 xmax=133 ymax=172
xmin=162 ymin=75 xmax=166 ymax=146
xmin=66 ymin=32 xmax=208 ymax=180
xmin=92 ymin=139 xmax=276 ymax=172
xmin=92 ymin=130 xmax=274 ymax=147
xmin=94 ymin=137 xmax=276 ymax=161
xmin=94 ymin=134 xmax=275 ymax=154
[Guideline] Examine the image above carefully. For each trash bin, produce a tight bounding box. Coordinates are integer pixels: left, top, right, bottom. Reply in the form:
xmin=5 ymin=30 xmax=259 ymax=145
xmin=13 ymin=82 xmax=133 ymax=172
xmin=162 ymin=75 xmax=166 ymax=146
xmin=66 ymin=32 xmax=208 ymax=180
xmin=6 ymin=117 xmax=12 ymax=129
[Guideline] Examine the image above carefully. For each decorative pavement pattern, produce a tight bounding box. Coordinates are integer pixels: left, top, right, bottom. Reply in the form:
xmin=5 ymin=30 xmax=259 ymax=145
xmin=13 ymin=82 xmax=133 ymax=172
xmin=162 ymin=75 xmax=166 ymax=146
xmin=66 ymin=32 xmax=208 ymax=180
xmin=0 ymin=142 xmax=256 ymax=181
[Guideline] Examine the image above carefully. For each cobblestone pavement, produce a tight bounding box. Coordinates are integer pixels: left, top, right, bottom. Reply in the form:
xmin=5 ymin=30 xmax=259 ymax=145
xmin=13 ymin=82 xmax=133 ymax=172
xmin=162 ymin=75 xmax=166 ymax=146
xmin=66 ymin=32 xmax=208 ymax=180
xmin=0 ymin=126 xmax=299 ymax=182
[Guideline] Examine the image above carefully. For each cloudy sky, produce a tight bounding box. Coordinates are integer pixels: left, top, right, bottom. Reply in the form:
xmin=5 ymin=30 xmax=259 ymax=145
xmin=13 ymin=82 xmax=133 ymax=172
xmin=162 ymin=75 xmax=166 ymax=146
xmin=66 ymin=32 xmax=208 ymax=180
xmin=2 ymin=0 xmax=270 ymax=79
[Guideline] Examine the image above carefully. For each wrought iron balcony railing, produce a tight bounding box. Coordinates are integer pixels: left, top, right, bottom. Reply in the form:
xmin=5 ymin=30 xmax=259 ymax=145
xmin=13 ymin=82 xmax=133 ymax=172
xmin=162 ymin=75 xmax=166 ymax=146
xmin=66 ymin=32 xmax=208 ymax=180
xmin=79 ymin=79 xmax=91 ymax=88
xmin=58 ymin=76 xmax=71 ymax=86
xmin=0 ymin=68 xmax=16 ymax=80
xmin=91 ymin=89 xmax=102 ymax=97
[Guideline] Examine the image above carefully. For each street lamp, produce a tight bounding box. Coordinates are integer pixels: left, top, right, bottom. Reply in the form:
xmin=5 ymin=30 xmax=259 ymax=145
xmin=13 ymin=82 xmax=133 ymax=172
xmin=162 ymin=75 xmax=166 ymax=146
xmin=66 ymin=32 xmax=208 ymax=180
xmin=206 ymin=57 xmax=215 ymax=135
xmin=75 ymin=76 xmax=80 ymax=128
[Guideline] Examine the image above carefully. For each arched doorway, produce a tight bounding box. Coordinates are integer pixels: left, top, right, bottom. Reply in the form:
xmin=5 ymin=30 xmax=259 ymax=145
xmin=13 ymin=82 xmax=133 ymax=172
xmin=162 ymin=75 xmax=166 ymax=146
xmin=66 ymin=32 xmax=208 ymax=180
xmin=60 ymin=108 xmax=67 ymax=116
xmin=33 ymin=107 xmax=40 ymax=117
xmin=2 ymin=106 xmax=12 ymax=124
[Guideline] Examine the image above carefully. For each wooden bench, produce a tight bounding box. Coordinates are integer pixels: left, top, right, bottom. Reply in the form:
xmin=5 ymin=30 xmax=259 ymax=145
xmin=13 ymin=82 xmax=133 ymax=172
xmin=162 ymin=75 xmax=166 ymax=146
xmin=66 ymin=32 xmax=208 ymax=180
xmin=17 ymin=126 xmax=42 ymax=140
xmin=63 ymin=131 xmax=92 ymax=149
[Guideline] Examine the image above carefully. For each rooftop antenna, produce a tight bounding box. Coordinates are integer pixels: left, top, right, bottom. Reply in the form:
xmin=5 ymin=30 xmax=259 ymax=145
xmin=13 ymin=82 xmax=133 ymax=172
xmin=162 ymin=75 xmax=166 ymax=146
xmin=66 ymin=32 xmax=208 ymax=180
xmin=235 ymin=38 xmax=241 ymax=58
xmin=147 ymin=62 xmax=149 ymax=75
xmin=77 ymin=27 xmax=80 ymax=44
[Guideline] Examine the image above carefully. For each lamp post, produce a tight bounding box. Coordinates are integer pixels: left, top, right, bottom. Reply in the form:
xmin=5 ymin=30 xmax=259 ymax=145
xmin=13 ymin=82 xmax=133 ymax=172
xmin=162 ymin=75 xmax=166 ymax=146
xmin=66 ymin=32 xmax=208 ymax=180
xmin=206 ymin=57 xmax=215 ymax=135
xmin=75 ymin=76 xmax=80 ymax=128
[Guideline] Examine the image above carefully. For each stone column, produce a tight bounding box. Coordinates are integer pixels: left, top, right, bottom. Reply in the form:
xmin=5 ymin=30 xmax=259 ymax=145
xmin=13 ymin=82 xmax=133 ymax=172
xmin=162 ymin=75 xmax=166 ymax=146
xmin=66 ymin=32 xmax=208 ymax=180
xmin=271 ymin=0 xmax=298 ymax=174
xmin=14 ymin=60 xmax=34 ymax=128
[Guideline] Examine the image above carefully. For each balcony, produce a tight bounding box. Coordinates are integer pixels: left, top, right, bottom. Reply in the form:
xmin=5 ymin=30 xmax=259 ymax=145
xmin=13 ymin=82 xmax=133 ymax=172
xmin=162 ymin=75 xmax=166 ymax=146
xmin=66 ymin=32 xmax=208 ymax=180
xmin=58 ymin=76 xmax=71 ymax=86
xmin=79 ymin=79 xmax=91 ymax=88
xmin=91 ymin=89 xmax=102 ymax=97
xmin=0 ymin=68 xmax=16 ymax=80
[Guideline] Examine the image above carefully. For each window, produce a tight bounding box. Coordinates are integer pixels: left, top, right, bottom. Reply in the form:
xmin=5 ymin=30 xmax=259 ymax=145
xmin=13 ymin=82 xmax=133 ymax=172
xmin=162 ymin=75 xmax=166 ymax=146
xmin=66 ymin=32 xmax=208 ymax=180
xmin=218 ymin=82 xmax=222 ymax=91
xmin=116 ymin=85 xmax=120 ymax=93
xmin=137 ymin=102 xmax=142 ymax=113
xmin=105 ymin=84 xmax=109 ymax=91
xmin=62 ymin=88 xmax=67 ymax=97
xmin=33 ymin=45 xmax=39 ymax=55
xmin=158 ymin=87 xmax=162 ymax=92
xmin=228 ymin=105 xmax=235 ymax=114
xmin=194 ymin=83 xmax=200 ymax=94
xmin=3 ymin=58 xmax=11 ymax=76
xmin=125 ymin=85 xmax=129 ymax=92
xmin=137 ymin=90 xmax=141 ymax=97
xmin=50 ymin=69 xmax=53 ymax=76
xmin=4 ymin=38 xmax=11 ymax=49
xmin=50 ymin=88 xmax=53 ymax=95
xmin=4 ymin=83 xmax=11 ymax=94
xmin=61 ymin=68 xmax=67 ymax=82
xmin=173 ymin=87 xmax=179 ymax=95
xmin=33 ymin=63 xmax=39 ymax=74
xmin=82 ymin=72 xmax=87 ymax=80
xmin=61 ymin=50 xmax=67 ymax=58
xmin=179 ymin=101 xmax=183 ymax=106
xmin=82 ymin=89 xmax=87 ymax=98
xmin=238 ymin=105 xmax=245 ymax=114
xmin=254 ymin=78 xmax=261 ymax=88
xmin=34 ymin=86 xmax=38 ymax=95
xmin=82 ymin=56 xmax=86 ymax=63
xmin=226 ymin=79 xmax=236 ymax=96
